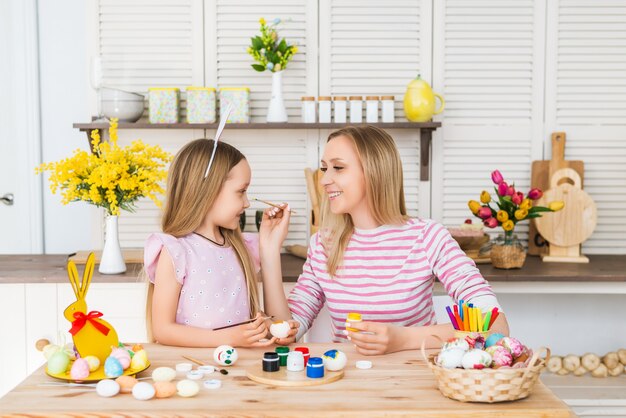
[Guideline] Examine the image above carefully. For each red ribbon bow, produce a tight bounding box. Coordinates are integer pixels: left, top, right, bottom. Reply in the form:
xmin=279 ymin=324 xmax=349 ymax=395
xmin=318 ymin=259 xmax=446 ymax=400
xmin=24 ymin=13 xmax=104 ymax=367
xmin=69 ymin=311 xmax=111 ymax=336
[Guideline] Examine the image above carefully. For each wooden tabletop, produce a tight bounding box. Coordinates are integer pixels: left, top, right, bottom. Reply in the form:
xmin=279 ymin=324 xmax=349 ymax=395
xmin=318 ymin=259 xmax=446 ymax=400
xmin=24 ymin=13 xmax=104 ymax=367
xmin=2 ymin=253 xmax=625 ymax=284
xmin=0 ymin=343 xmax=571 ymax=417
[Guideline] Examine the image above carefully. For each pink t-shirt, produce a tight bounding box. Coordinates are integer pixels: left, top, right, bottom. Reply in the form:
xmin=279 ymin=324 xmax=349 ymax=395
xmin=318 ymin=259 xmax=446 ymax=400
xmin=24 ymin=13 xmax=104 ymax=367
xmin=144 ymin=232 xmax=260 ymax=330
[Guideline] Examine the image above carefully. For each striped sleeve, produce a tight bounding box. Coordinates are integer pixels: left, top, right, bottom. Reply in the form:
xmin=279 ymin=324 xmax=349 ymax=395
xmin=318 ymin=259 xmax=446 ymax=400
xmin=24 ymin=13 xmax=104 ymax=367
xmin=421 ymin=220 xmax=500 ymax=309
xmin=287 ymin=233 xmax=326 ymax=340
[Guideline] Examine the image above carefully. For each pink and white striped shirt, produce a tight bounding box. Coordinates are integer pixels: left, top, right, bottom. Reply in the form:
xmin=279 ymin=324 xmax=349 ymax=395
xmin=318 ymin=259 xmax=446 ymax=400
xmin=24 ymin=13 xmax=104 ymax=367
xmin=288 ymin=218 xmax=500 ymax=342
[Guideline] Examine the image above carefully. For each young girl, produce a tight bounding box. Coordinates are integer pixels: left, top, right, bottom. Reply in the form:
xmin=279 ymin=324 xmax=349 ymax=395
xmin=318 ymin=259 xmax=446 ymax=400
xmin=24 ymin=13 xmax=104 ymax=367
xmin=261 ymin=126 xmax=509 ymax=354
xmin=145 ymin=138 xmax=275 ymax=348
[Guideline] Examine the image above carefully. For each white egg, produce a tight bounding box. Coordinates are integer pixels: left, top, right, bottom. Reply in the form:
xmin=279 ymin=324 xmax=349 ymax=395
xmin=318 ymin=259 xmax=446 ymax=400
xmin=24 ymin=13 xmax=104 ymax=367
xmin=96 ymin=379 xmax=120 ymax=398
xmin=436 ymin=348 xmax=465 ymax=369
xmin=213 ymin=345 xmax=238 ymax=366
xmin=177 ymin=379 xmax=200 ymax=397
xmin=322 ymin=349 xmax=347 ymax=371
xmin=461 ymin=349 xmax=493 ymax=370
xmin=269 ymin=321 xmax=291 ymax=339
xmin=152 ymin=366 xmax=177 ymax=382
xmin=132 ymin=382 xmax=155 ymax=400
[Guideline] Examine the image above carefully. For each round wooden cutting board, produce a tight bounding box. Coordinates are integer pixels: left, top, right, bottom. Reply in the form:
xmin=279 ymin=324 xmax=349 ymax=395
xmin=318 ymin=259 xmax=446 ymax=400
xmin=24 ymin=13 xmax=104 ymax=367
xmin=535 ymin=168 xmax=597 ymax=247
xmin=246 ymin=362 xmax=344 ymax=387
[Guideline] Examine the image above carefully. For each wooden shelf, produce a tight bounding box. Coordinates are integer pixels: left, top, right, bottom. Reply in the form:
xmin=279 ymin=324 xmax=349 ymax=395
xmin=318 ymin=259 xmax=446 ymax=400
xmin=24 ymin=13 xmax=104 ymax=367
xmin=72 ymin=121 xmax=441 ymax=180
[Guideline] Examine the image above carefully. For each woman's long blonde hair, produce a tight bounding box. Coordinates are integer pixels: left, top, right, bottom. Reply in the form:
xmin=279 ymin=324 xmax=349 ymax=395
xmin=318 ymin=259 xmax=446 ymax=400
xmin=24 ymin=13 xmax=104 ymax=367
xmin=321 ymin=126 xmax=410 ymax=276
xmin=161 ymin=139 xmax=260 ymax=317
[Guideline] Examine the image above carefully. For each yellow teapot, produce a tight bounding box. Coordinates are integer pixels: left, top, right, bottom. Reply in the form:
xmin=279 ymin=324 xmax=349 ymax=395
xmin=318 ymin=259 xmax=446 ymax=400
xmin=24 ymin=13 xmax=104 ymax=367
xmin=403 ymin=74 xmax=445 ymax=122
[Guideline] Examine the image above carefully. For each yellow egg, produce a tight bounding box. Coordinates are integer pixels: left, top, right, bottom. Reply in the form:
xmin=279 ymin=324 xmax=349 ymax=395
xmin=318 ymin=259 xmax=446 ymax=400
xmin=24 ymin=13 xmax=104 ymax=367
xmin=84 ymin=355 xmax=100 ymax=372
xmin=130 ymin=349 xmax=148 ymax=369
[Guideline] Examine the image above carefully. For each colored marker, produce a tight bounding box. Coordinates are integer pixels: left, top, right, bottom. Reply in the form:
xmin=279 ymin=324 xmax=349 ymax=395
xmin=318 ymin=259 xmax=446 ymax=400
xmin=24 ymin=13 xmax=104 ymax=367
xmin=483 ymin=311 xmax=492 ymax=331
xmin=446 ymin=306 xmax=459 ymax=330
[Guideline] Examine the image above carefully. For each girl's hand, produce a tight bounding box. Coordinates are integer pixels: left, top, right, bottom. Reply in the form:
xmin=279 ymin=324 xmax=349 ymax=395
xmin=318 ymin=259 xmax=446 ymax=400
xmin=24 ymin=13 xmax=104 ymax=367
xmin=345 ymin=321 xmax=404 ymax=355
xmin=259 ymin=203 xmax=291 ymax=252
xmin=223 ymin=313 xmax=277 ymax=348
xmin=270 ymin=320 xmax=300 ymax=346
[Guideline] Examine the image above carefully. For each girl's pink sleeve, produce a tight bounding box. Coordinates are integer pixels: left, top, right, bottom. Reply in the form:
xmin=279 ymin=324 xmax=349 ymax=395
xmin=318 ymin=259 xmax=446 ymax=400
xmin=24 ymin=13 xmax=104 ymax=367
xmin=243 ymin=232 xmax=261 ymax=273
xmin=144 ymin=233 xmax=187 ymax=285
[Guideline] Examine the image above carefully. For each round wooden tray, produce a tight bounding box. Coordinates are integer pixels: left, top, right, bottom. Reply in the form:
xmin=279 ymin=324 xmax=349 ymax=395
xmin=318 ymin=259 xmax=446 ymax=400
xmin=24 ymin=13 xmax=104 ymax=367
xmin=46 ymin=360 xmax=150 ymax=383
xmin=246 ymin=362 xmax=344 ymax=387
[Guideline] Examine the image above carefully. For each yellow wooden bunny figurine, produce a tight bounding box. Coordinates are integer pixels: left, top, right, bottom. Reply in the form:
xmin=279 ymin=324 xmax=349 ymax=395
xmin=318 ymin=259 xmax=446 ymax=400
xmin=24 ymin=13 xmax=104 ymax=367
xmin=63 ymin=253 xmax=119 ymax=363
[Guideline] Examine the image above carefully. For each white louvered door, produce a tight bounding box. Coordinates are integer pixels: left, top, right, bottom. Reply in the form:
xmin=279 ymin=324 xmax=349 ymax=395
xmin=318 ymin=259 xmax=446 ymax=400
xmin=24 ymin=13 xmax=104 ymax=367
xmin=431 ymin=0 xmax=546 ymax=241
xmin=319 ymin=0 xmax=433 ymax=217
xmin=544 ymin=0 xmax=626 ymax=254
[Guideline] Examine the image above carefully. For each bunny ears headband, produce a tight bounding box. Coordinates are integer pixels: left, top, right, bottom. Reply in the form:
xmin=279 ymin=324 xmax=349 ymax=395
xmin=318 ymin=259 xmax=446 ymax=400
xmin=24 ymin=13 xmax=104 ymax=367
xmin=203 ymin=104 xmax=233 ymax=179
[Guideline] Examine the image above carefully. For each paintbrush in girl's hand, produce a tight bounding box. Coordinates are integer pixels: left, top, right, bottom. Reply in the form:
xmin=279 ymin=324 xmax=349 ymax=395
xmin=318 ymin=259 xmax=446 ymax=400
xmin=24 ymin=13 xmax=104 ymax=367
xmin=212 ymin=316 xmax=274 ymax=331
xmin=253 ymin=198 xmax=297 ymax=215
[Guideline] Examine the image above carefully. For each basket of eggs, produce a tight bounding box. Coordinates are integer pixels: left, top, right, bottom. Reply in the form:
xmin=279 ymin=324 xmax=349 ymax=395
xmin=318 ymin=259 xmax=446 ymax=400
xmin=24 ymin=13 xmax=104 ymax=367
xmin=422 ymin=332 xmax=550 ymax=403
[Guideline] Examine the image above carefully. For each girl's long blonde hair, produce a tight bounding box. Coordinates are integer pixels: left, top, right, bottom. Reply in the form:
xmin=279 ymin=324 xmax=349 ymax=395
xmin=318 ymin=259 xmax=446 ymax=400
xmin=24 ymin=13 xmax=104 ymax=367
xmin=161 ymin=139 xmax=260 ymax=317
xmin=321 ymin=126 xmax=410 ymax=276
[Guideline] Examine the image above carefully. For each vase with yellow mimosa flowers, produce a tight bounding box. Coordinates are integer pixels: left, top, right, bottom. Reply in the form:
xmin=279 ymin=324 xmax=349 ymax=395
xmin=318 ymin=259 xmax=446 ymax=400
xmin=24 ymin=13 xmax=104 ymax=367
xmin=36 ymin=118 xmax=171 ymax=274
xmin=468 ymin=170 xmax=564 ymax=269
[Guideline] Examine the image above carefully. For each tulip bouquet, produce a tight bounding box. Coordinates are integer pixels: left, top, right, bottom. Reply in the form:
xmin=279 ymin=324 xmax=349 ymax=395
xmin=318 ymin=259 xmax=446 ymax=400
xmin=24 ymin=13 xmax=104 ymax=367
xmin=468 ymin=170 xmax=564 ymax=244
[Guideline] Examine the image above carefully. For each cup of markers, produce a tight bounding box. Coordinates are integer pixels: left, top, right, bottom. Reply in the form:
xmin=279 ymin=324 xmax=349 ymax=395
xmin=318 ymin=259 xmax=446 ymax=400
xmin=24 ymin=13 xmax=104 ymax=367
xmin=445 ymin=300 xmax=500 ymax=339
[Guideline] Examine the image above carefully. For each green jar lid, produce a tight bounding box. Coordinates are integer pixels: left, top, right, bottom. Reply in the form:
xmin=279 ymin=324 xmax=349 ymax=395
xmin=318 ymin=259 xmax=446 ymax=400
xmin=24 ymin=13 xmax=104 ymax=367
xmin=275 ymin=346 xmax=290 ymax=354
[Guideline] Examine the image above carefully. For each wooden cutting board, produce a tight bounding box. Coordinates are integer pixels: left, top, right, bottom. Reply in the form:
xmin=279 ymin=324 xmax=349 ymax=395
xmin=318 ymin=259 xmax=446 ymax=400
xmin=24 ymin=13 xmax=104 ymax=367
xmin=528 ymin=132 xmax=584 ymax=255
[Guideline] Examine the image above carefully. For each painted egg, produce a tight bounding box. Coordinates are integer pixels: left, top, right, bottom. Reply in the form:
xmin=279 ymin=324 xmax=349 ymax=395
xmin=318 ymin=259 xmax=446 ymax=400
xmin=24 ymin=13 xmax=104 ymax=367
xmin=96 ymin=379 xmax=120 ymax=397
xmin=461 ymin=349 xmax=492 ymax=370
xmin=442 ymin=338 xmax=470 ymax=352
xmin=47 ymin=351 xmax=70 ymax=374
xmin=132 ymin=382 xmax=155 ymax=401
xmin=83 ymin=355 xmax=100 ymax=372
xmin=322 ymin=349 xmax=347 ymax=371
xmin=152 ymin=366 xmax=177 ymax=382
xmin=70 ymin=358 xmax=90 ymax=380
xmin=104 ymin=356 xmax=124 ymax=378
xmin=485 ymin=333 xmax=505 ymax=348
xmin=177 ymin=379 xmax=200 ymax=398
xmin=154 ymin=381 xmax=177 ymax=398
xmin=485 ymin=345 xmax=513 ymax=368
xmin=115 ymin=375 xmax=138 ymax=393
xmin=43 ymin=344 xmax=62 ymax=360
xmin=269 ymin=321 xmax=291 ymax=339
xmin=497 ymin=337 xmax=525 ymax=358
xmin=110 ymin=348 xmax=131 ymax=369
xmin=130 ymin=349 xmax=149 ymax=370
xmin=213 ymin=345 xmax=238 ymax=366
xmin=436 ymin=347 xmax=465 ymax=369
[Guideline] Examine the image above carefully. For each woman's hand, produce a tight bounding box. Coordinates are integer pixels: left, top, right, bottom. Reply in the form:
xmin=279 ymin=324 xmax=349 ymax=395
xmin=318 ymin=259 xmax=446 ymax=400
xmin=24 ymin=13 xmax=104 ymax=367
xmin=268 ymin=320 xmax=300 ymax=346
xmin=222 ymin=313 xmax=277 ymax=348
xmin=345 ymin=321 xmax=405 ymax=355
xmin=259 ymin=203 xmax=291 ymax=253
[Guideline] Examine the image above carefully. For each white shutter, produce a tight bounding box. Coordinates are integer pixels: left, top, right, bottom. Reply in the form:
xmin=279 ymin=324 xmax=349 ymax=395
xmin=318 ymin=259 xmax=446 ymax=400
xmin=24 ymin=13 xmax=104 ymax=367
xmin=320 ymin=0 xmax=432 ymax=216
xmin=432 ymin=0 xmax=545 ymax=240
xmin=210 ymin=0 xmax=313 ymax=121
xmin=545 ymin=0 xmax=626 ymax=253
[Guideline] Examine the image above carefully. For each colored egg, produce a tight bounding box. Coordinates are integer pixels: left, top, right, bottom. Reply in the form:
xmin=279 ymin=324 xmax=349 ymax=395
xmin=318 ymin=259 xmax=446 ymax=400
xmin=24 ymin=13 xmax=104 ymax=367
xmin=132 ymin=382 xmax=155 ymax=401
xmin=437 ymin=347 xmax=465 ymax=369
xmin=42 ymin=344 xmax=62 ymax=360
xmin=497 ymin=337 xmax=525 ymax=358
xmin=152 ymin=366 xmax=177 ymax=382
xmin=131 ymin=344 xmax=143 ymax=353
xmin=442 ymin=338 xmax=470 ymax=352
xmin=130 ymin=349 xmax=149 ymax=370
xmin=47 ymin=351 xmax=70 ymax=374
xmin=70 ymin=358 xmax=90 ymax=380
xmin=110 ymin=348 xmax=131 ymax=369
xmin=213 ymin=345 xmax=238 ymax=366
xmin=177 ymin=379 xmax=200 ymax=397
xmin=269 ymin=321 xmax=291 ymax=339
xmin=461 ymin=349 xmax=492 ymax=370
xmin=322 ymin=349 xmax=347 ymax=371
xmin=154 ymin=381 xmax=177 ymax=398
xmin=485 ymin=345 xmax=513 ymax=368
xmin=485 ymin=333 xmax=505 ymax=348
xmin=83 ymin=355 xmax=100 ymax=372
xmin=115 ymin=375 xmax=138 ymax=393
xmin=104 ymin=356 xmax=124 ymax=378
xmin=96 ymin=379 xmax=120 ymax=397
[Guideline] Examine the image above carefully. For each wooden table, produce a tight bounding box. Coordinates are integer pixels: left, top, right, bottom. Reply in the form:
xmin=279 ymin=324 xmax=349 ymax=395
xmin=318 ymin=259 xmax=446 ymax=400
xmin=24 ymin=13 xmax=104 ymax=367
xmin=0 ymin=343 xmax=572 ymax=417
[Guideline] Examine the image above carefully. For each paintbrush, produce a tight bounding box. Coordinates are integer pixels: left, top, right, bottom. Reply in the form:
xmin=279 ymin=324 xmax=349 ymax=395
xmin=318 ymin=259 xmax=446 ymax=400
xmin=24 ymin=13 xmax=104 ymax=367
xmin=182 ymin=355 xmax=228 ymax=375
xmin=253 ymin=198 xmax=297 ymax=215
xmin=212 ymin=316 xmax=274 ymax=331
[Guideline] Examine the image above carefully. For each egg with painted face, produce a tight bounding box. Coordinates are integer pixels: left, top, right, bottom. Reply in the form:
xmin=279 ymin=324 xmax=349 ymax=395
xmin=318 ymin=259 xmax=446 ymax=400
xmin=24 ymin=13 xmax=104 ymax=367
xmin=322 ymin=349 xmax=347 ymax=371
xmin=269 ymin=321 xmax=291 ymax=339
xmin=213 ymin=345 xmax=238 ymax=366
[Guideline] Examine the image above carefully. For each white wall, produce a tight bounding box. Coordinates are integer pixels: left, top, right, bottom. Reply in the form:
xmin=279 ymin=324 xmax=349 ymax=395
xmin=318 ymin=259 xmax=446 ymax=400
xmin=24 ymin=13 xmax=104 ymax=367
xmin=38 ymin=0 xmax=101 ymax=254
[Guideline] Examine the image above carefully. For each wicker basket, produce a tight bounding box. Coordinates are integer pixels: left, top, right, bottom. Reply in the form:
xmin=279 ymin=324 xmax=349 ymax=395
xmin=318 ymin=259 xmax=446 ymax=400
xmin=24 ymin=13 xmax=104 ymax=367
xmin=421 ymin=341 xmax=550 ymax=403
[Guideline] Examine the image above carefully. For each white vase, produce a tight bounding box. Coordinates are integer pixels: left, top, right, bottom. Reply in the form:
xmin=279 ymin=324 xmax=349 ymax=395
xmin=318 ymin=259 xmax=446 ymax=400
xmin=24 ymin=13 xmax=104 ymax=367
xmin=266 ymin=70 xmax=288 ymax=122
xmin=99 ymin=215 xmax=126 ymax=274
